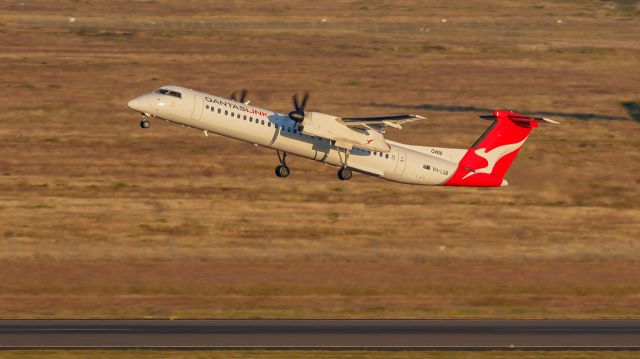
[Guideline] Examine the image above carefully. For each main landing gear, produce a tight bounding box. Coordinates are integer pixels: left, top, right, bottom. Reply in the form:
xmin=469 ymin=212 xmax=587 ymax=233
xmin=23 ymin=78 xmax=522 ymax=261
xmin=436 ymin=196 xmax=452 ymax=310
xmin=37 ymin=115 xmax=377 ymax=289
xmin=337 ymin=166 xmax=352 ymax=181
xmin=274 ymin=148 xmax=353 ymax=180
xmin=275 ymin=150 xmax=290 ymax=178
xmin=337 ymin=148 xmax=352 ymax=181
xmin=140 ymin=115 xmax=150 ymax=129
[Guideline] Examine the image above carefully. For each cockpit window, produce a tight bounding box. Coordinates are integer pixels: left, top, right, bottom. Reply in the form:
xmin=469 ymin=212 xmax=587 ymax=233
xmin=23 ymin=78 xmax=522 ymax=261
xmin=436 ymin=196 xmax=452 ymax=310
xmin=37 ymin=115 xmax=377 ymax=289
xmin=153 ymin=88 xmax=182 ymax=98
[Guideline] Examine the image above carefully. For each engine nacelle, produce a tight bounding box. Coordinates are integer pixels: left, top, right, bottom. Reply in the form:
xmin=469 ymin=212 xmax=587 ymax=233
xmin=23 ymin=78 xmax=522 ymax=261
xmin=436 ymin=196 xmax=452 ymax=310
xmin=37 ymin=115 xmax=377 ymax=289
xmin=299 ymin=111 xmax=391 ymax=152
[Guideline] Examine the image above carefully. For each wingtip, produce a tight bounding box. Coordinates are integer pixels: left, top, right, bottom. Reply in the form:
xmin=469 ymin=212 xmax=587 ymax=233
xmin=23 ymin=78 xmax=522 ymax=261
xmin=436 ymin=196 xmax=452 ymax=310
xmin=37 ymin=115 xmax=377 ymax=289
xmin=413 ymin=114 xmax=427 ymax=120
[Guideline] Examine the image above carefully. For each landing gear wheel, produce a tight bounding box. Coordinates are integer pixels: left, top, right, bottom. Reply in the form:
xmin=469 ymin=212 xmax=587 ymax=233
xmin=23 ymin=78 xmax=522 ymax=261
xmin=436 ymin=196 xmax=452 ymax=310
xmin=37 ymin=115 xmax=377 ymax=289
xmin=337 ymin=148 xmax=352 ymax=181
xmin=275 ymin=165 xmax=290 ymax=178
xmin=140 ymin=120 xmax=150 ymax=129
xmin=275 ymin=151 xmax=290 ymax=178
xmin=337 ymin=167 xmax=352 ymax=181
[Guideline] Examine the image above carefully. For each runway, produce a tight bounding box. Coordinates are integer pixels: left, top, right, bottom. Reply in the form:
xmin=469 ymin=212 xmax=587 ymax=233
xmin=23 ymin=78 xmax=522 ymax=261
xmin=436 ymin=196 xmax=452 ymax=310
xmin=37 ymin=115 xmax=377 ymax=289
xmin=1 ymin=319 xmax=639 ymax=350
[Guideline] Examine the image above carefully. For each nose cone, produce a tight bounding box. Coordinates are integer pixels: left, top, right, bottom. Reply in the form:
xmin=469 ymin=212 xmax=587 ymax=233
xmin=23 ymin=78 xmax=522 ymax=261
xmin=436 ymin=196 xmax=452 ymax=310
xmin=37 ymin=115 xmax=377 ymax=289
xmin=127 ymin=95 xmax=147 ymax=112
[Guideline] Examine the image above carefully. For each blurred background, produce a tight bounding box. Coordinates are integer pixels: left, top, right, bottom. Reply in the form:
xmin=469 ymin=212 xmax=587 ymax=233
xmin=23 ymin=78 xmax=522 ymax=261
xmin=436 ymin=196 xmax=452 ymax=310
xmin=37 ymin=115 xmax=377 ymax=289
xmin=0 ymin=0 xmax=638 ymax=318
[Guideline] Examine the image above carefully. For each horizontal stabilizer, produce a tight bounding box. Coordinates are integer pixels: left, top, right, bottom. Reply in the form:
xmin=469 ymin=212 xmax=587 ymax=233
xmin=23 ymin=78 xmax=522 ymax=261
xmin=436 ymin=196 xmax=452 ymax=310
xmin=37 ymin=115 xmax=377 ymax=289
xmin=480 ymin=113 xmax=559 ymax=125
xmin=537 ymin=117 xmax=560 ymax=124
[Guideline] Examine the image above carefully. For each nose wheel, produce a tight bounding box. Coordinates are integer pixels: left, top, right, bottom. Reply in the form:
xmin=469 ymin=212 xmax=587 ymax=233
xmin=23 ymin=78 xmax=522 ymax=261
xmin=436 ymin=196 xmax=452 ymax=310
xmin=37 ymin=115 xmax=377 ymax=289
xmin=140 ymin=115 xmax=150 ymax=129
xmin=275 ymin=165 xmax=290 ymax=178
xmin=275 ymin=151 xmax=290 ymax=178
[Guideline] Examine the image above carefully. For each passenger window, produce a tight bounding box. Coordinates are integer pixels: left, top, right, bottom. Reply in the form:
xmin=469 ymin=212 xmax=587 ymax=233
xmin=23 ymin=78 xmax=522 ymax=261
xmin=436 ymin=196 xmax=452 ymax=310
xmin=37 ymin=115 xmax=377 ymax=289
xmin=250 ymin=118 xmax=253 ymax=123
xmin=261 ymin=120 xmax=265 ymax=125
xmin=231 ymin=112 xmax=234 ymax=117
xmin=237 ymin=114 xmax=241 ymax=119
xmin=243 ymin=115 xmax=246 ymax=120
xmin=385 ymin=154 xmax=389 ymax=159
xmin=218 ymin=108 xmax=221 ymax=114
xmin=287 ymin=127 xmax=291 ymax=133
xmin=225 ymin=110 xmax=228 ymax=115
xmin=206 ymin=105 xmax=209 ymax=109
xmin=268 ymin=122 xmax=271 ymax=127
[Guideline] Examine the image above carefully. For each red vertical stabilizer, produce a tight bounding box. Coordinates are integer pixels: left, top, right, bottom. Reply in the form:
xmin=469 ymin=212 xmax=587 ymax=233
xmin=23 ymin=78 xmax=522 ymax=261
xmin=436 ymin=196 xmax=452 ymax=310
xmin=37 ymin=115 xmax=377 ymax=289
xmin=444 ymin=110 xmax=554 ymax=187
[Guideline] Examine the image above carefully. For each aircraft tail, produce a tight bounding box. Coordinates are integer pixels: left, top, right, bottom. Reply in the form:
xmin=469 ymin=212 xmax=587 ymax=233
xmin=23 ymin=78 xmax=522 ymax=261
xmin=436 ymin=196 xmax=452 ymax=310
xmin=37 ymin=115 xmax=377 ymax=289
xmin=444 ymin=110 xmax=557 ymax=187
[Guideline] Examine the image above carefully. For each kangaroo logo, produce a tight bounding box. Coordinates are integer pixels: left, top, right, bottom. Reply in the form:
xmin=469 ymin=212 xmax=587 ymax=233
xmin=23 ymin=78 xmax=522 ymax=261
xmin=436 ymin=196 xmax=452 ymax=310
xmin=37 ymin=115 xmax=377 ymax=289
xmin=366 ymin=139 xmax=374 ymax=144
xmin=462 ymin=138 xmax=527 ymax=179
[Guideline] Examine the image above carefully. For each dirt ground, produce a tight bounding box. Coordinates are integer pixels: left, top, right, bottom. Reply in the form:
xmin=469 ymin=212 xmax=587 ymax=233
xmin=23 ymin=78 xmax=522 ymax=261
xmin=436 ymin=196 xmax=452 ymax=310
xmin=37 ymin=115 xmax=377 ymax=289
xmin=0 ymin=0 xmax=639 ymax=318
xmin=1 ymin=351 xmax=639 ymax=359
xmin=1 ymin=350 xmax=639 ymax=359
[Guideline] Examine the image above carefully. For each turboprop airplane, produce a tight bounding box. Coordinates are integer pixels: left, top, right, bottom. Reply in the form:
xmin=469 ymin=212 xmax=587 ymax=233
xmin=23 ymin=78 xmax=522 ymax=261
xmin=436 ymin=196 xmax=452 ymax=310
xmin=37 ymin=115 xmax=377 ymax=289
xmin=127 ymin=85 xmax=557 ymax=186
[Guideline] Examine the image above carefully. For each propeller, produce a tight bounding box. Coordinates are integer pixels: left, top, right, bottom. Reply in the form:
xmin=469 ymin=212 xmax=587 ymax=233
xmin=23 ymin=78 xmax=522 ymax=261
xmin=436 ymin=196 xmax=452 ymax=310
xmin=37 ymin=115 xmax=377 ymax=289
xmin=230 ymin=89 xmax=249 ymax=104
xmin=288 ymin=92 xmax=309 ymax=123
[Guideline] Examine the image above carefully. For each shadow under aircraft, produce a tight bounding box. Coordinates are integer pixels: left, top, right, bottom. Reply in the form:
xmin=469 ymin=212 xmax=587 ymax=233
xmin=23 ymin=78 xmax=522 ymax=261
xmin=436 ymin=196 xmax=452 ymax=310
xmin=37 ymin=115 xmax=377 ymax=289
xmin=366 ymin=102 xmax=639 ymax=122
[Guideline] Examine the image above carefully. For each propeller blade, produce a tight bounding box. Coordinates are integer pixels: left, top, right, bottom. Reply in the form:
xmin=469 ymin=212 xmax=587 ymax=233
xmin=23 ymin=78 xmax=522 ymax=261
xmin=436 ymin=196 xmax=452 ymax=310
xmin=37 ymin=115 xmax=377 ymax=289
xmin=239 ymin=89 xmax=248 ymax=103
xmin=289 ymin=92 xmax=310 ymax=122
xmin=292 ymin=93 xmax=300 ymax=112
xmin=300 ymin=92 xmax=309 ymax=112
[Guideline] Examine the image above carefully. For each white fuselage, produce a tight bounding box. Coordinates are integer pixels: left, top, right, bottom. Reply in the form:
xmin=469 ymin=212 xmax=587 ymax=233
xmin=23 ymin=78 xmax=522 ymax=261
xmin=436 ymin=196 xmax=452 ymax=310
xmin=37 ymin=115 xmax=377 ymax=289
xmin=129 ymin=85 xmax=465 ymax=185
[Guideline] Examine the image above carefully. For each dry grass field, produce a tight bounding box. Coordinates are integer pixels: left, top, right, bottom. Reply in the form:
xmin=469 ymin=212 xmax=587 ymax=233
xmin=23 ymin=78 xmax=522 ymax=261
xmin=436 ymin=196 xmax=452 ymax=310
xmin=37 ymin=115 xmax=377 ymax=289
xmin=0 ymin=0 xmax=639 ymax=318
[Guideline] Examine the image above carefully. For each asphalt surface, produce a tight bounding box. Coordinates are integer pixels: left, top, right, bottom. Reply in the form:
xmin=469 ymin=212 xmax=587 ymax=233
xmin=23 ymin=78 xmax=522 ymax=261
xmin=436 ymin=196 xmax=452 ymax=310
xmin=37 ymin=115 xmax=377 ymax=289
xmin=1 ymin=319 xmax=640 ymax=349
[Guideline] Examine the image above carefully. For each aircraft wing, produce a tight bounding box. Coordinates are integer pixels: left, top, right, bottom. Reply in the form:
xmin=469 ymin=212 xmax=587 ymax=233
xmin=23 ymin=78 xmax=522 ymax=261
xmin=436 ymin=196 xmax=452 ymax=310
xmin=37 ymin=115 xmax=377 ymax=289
xmin=338 ymin=114 xmax=425 ymax=130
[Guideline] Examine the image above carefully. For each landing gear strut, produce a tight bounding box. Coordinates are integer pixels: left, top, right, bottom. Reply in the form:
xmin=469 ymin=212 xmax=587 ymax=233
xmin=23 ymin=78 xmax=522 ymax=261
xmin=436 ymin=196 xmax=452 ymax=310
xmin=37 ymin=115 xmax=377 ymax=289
xmin=140 ymin=115 xmax=150 ymax=129
xmin=337 ymin=148 xmax=352 ymax=181
xmin=275 ymin=151 xmax=290 ymax=178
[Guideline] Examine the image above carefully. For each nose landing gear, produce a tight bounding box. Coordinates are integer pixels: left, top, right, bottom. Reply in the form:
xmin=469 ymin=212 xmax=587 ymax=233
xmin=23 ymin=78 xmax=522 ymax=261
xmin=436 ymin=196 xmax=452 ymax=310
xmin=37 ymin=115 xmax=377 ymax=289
xmin=275 ymin=151 xmax=290 ymax=178
xmin=275 ymin=164 xmax=290 ymax=178
xmin=140 ymin=115 xmax=150 ymax=129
